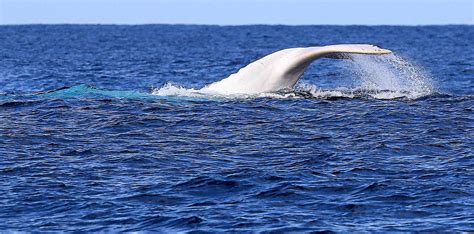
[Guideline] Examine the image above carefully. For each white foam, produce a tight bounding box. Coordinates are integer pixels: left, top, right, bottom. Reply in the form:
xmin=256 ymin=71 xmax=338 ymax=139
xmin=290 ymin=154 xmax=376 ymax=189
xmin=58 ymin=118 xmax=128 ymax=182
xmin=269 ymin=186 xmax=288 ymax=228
xmin=151 ymin=82 xmax=252 ymax=99
xmin=151 ymin=83 xmax=205 ymax=98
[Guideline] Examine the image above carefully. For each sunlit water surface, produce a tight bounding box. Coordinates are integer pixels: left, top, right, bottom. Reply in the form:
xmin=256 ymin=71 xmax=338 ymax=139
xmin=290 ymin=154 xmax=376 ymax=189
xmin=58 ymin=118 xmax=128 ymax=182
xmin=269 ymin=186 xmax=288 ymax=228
xmin=0 ymin=25 xmax=473 ymax=232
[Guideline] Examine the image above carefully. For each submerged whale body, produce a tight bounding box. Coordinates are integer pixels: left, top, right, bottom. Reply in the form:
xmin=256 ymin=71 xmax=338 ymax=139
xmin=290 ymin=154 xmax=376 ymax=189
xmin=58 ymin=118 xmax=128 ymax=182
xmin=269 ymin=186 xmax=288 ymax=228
xmin=202 ymin=44 xmax=392 ymax=95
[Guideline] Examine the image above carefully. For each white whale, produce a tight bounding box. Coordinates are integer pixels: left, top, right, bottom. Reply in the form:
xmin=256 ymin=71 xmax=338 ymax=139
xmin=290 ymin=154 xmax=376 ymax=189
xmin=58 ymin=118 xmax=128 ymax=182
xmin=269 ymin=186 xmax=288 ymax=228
xmin=202 ymin=44 xmax=391 ymax=95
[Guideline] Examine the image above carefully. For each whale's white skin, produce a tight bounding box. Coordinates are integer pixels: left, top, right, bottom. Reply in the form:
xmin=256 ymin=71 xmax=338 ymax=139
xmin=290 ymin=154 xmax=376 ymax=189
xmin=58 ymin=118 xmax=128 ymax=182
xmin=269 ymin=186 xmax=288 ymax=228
xmin=202 ymin=44 xmax=392 ymax=95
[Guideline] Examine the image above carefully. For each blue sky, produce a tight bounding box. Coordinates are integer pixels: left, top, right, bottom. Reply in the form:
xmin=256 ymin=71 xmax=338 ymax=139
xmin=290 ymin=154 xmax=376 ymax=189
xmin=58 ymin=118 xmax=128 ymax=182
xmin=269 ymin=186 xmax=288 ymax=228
xmin=0 ymin=0 xmax=472 ymax=25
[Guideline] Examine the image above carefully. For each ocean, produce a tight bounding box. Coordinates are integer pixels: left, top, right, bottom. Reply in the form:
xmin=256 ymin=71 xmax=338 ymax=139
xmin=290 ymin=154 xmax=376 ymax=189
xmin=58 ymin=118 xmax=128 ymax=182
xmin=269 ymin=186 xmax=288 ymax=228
xmin=0 ymin=25 xmax=473 ymax=232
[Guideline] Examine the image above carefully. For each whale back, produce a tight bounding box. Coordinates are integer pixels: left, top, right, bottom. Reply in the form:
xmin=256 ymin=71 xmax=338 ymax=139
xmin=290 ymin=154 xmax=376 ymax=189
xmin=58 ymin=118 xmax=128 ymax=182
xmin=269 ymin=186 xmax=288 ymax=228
xmin=203 ymin=44 xmax=391 ymax=95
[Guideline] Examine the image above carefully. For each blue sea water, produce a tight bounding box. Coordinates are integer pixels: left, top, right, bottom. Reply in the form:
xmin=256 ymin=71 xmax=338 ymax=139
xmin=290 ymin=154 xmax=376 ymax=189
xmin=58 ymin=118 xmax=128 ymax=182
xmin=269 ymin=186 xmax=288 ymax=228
xmin=0 ymin=25 xmax=473 ymax=232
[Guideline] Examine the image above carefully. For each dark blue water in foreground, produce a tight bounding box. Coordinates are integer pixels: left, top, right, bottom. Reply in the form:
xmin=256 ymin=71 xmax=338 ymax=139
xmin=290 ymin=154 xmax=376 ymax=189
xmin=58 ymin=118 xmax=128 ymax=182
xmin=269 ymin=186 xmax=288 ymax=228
xmin=0 ymin=25 xmax=473 ymax=232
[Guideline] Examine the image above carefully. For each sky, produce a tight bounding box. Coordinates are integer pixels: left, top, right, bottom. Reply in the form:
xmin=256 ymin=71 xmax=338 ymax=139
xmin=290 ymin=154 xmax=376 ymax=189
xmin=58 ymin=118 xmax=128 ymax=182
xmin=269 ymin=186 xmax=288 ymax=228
xmin=0 ymin=0 xmax=472 ymax=25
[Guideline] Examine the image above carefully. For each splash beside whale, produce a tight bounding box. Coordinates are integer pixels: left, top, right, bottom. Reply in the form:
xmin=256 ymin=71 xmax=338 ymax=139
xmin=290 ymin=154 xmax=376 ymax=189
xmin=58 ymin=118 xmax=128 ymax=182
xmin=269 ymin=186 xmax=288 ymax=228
xmin=202 ymin=44 xmax=391 ymax=95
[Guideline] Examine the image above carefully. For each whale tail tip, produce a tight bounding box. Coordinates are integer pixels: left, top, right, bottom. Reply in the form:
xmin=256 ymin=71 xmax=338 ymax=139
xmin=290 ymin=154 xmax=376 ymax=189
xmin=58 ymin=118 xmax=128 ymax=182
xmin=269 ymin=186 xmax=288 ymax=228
xmin=322 ymin=44 xmax=392 ymax=56
xmin=360 ymin=44 xmax=392 ymax=54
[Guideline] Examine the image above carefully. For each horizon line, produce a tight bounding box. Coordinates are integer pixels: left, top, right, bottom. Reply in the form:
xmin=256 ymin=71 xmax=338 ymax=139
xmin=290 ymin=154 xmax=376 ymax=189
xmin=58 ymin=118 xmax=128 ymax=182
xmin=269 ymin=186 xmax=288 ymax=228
xmin=1 ymin=23 xmax=473 ymax=27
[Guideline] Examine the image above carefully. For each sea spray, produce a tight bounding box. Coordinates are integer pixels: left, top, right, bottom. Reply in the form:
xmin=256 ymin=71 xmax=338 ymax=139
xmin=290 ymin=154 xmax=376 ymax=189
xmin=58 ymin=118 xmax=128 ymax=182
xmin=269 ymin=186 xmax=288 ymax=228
xmin=347 ymin=54 xmax=433 ymax=99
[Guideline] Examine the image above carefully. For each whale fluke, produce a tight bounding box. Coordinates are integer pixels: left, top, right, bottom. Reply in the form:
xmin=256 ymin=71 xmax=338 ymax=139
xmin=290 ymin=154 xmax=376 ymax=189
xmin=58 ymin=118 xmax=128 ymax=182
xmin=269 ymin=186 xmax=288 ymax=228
xmin=203 ymin=44 xmax=392 ymax=95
